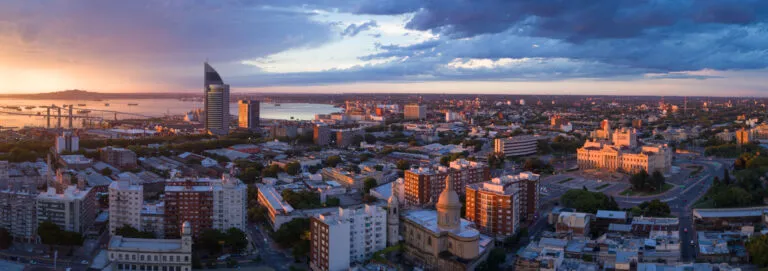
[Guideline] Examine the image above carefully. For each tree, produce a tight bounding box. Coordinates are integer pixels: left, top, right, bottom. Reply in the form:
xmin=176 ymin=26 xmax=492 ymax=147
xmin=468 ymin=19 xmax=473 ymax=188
xmin=396 ymin=160 xmax=411 ymax=171
xmin=285 ymin=161 xmax=301 ymax=176
xmin=723 ymin=168 xmax=731 ymax=185
xmin=374 ymin=165 xmax=384 ymax=171
xmin=325 ymin=155 xmax=342 ymax=167
xmin=748 ymin=234 xmax=768 ymax=267
xmin=561 ymin=189 xmax=619 ymax=213
xmin=37 ymin=221 xmax=61 ymax=247
xmin=440 ymin=156 xmax=451 ymax=166
xmin=262 ymin=164 xmax=282 ymax=178
xmin=650 ymin=170 xmax=666 ymax=191
xmin=629 ymin=170 xmax=650 ymax=190
xmin=100 ymin=167 xmax=113 ymax=176
xmin=522 ymin=158 xmax=544 ymax=172
xmin=273 ymin=218 xmax=311 ymax=260
xmin=0 ymin=228 xmax=11 ymax=249
xmin=197 ymin=229 xmax=224 ymax=255
xmin=476 ymin=248 xmax=506 ymax=271
xmin=631 ymin=200 xmax=672 ymax=217
xmin=363 ymin=177 xmax=378 ymax=194
xmin=224 ymin=228 xmax=248 ymax=254
xmin=115 ymin=225 xmax=155 ymax=238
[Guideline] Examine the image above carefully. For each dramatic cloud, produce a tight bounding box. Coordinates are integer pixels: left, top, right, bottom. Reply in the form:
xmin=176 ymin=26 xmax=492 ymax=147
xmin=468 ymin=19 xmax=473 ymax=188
xmin=2 ymin=0 xmax=768 ymax=94
xmin=341 ymin=20 xmax=379 ymax=37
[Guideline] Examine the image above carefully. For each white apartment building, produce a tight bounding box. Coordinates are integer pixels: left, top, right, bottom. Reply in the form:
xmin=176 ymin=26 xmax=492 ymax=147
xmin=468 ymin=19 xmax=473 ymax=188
xmin=494 ymin=135 xmax=539 ymax=157
xmin=212 ymin=174 xmax=247 ymax=231
xmin=310 ymin=204 xmax=387 ymax=271
xmin=109 ymin=180 xmax=143 ymax=235
xmin=37 ymin=186 xmax=96 ymax=234
xmin=108 ymin=221 xmax=193 ymax=271
xmin=0 ymin=188 xmax=38 ymax=241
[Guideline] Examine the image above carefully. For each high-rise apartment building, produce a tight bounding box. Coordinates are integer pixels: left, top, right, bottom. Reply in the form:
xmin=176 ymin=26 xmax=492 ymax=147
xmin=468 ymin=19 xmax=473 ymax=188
xmin=36 ymin=186 xmax=96 ymax=234
xmin=404 ymin=159 xmax=490 ymax=206
xmin=55 ymin=131 xmax=79 ymax=154
xmin=238 ymin=100 xmax=260 ymax=131
xmin=404 ymin=104 xmax=426 ymax=120
xmin=109 ymin=179 xmax=143 ymax=235
xmin=100 ymin=146 xmax=138 ymax=169
xmin=310 ymin=204 xmax=387 ymax=271
xmin=494 ymin=135 xmax=539 ymax=157
xmin=204 ymin=63 xmax=230 ymax=136
xmin=0 ymin=188 xmax=38 ymax=241
xmin=465 ymin=172 xmax=540 ymax=237
xmin=212 ymin=174 xmax=247 ymax=231
xmin=164 ymin=175 xmax=246 ymax=238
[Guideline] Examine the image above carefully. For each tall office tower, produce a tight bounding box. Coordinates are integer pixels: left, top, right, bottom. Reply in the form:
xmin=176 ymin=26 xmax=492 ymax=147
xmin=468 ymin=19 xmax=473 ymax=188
xmin=204 ymin=62 xmax=230 ymax=135
xmin=237 ymin=100 xmax=260 ymax=131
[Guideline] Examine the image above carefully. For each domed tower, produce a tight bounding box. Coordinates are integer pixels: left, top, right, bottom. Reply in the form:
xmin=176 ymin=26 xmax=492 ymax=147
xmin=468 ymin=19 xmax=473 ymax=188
xmin=436 ymin=175 xmax=461 ymax=231
xmin=181 ymin=221 xmax=192 ymax=252
xmin=387 ymin=184 xmax=400 ymax=246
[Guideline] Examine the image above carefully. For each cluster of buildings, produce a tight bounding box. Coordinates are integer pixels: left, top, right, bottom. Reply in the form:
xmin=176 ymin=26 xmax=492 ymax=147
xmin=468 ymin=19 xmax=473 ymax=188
xmin=109 ymin=173 xmax=247 ymax=238
xmin=577 ymin=123 xmax=672 ymax=174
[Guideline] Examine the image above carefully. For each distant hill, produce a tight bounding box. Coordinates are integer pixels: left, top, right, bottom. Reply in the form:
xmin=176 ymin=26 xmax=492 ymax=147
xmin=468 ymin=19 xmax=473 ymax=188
xmin=0 ymin=90 xmax=200 ymax=100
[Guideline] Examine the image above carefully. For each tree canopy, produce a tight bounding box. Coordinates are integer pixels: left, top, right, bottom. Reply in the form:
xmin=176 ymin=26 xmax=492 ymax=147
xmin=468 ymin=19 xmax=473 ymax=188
xmin=560 ymin=189 xmax=619 ymax=214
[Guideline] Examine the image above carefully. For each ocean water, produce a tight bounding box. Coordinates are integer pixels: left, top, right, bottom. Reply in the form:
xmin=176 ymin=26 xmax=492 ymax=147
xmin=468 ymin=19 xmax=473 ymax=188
xmin=0 ymin=99 xmax=341 ymax=128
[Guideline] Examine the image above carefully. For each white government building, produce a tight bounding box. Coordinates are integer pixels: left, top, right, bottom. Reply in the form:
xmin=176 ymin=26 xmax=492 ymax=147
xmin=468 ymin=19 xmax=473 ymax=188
xmin=108 ymin=221 xmax=193 ymax=271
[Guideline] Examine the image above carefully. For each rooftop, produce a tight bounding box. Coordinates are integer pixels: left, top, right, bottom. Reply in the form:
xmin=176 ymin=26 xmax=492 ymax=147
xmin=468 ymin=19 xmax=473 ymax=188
xmin=109 ymin=236 xmax=183 ymax=252
xmin=256 ymin=183 xmax=294 ymax=214
xmin=403 ymin=209 xmax=482 ymax=238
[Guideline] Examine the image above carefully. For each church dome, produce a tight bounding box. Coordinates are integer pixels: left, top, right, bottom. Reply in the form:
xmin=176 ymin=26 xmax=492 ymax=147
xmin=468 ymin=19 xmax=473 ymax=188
xmin=436 ymin=175 xmax=461 ymax=209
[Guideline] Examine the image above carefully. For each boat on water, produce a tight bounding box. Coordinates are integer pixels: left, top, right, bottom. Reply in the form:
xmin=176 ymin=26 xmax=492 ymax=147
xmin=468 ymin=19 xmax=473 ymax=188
xmin=77 ymin=110 xmax=91 ymax=114
xmin=274 ymin=103 xmax=281 ymax=106
xmin=128 ymin=103 xmax=139 ymax=106
xmin=77 ymin=104 xmax=86 ymax=106
xmin=104 ymin=103 xmax=110 ymax=106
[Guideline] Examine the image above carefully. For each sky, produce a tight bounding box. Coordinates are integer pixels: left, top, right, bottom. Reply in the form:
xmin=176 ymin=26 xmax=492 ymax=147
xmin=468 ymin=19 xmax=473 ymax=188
xmin=1 ymin=0 xmax=767 ymax=96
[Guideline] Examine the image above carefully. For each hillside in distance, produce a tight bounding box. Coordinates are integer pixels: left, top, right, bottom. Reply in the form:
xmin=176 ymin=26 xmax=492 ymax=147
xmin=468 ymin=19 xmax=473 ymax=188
xmin=0 ymin=90 xmax=199 ymax=100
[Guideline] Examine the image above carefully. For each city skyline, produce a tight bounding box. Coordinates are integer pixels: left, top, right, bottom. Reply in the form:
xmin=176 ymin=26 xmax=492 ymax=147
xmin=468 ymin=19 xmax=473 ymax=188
xmin=1 ymin=1 xmax=767 ymax=96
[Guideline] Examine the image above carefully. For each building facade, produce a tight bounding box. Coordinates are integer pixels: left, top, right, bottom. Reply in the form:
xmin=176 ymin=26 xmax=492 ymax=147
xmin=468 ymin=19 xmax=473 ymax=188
xmin=310 ymin=204 xmax=387 ymax=271
xmin=402 ymin=176 xmax=493 ymax=271
xmin=164 ymin=175 xmax=246 ymax=238
xmin=238 ymin=100 xmax=260 ymax=131
xmin=404 ymin=104 xmax=427 ymax=120
xmin=494 ymin=136 xmax=538 ymax=157
xmin=465 ymin=172 xmax=540 ymax=237
xmin=314 ymin=124 xmax=331 ymax=146
xmin=211 ymin=174 xmax=247 ymax=231
xmin=100 ymin=147 xmax=138 ymax=169
xmin=109 ymin=180 xmax=143 ymax=235
xmin=204 ymin=63 xmax=230 ymax=136
xmin=36 ymin=186 xmax=96 ymax=234
xmin=577 ymin=128 xmax=672 ymax=174
xmin=0 ymin=188 xmax=38 ymax=241
xmin=108 ymin=221 xmax=193 ymax=271
xmin=404 ymin=159 xmax=490 ymax=206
